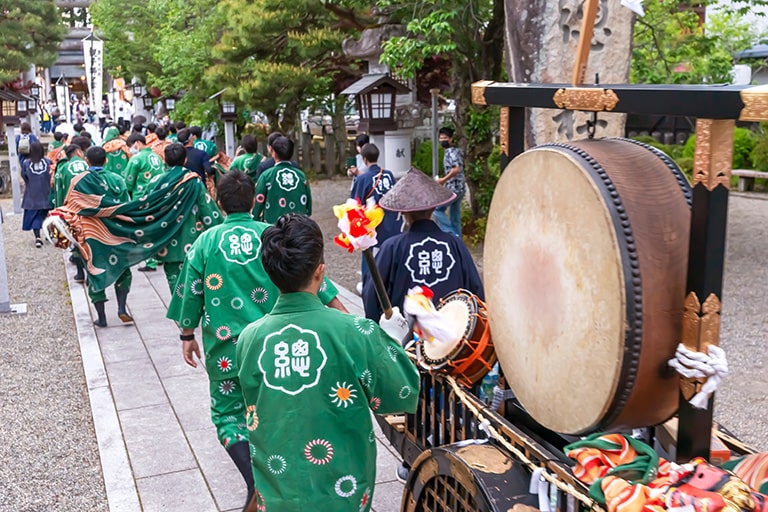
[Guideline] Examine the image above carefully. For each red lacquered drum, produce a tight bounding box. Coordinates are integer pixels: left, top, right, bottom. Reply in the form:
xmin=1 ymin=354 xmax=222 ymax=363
xmin=419 ymin=290 xmax=496 ymax=386
xmin=484 ymin=139 xmax=691 ymax=435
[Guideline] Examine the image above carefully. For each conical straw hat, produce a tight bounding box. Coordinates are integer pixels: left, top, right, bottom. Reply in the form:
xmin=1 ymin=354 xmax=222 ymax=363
xmin=380 ymin=168 xmax=456 ymax=212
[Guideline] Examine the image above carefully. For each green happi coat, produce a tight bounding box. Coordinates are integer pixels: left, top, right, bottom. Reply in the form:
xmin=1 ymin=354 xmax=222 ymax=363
xmin=252 ymin=162 xmax=312 ymax=223
xmin=229 ymin=152 xmax=264 ymax=182
xmin=53 ymin=156 xmax=88 ymax=208
xmin=165 ymin=213 xmax=340 ymax=448
xmin=236 ymin=292 xmax=419 ymax=511
xmin=151 ymin=166 xmax=222 ymax=293
xmin=123 ymin=147 xmax=166 ymax=199
xmin=194 ymin=139 xmax=218 ymax=158
xmin=102 ymin=127 xmax=131 ymax=176
xmin=52 ymin=167 xmax=211 ymax=293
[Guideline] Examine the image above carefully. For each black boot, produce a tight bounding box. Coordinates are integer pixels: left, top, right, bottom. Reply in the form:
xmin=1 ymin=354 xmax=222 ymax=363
xmin=115 ymin=288 xmax=133 ymax=323
xmin=74 ymin=260 xmax=85 ymax=283
xmin=227 ymin=441 xmax=255 ymax=511
xmin=93 ymin=301 xmax=107 ymax=327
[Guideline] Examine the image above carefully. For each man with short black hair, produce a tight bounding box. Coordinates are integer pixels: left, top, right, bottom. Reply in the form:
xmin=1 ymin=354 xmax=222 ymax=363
xmin=146 ymin=142 xmax=222 ymax=291
xmin=236 ymin=213 xmax=418 ymax=511
xmin=167 ymin=174 xmax=346 ymax=511
xmin=53 ymin=136 xmax=91 ymax=208
xmin=255 ymin=131 xmax=284 ymax=175
xmin=252 ymin=136 xmax=311 ymax=223
xmin=150 ymin=126 xmax=171 ymax=162
xmin=350 ymin=142 xmax=403 ymax=293
xmin=434 ymin=126 xmax=465 ymax=236
xmin=229 ymin=134 xmax=264 ymax=182
xmin=190 ymin=125 xmax=217 ymax=158
xmin=81 ymin=145 xmax=134 ymax=327
xmin=178 ymin=128 xmax=212 ymax=181
xmin=123 ymin=133 xmax=165 ymax=199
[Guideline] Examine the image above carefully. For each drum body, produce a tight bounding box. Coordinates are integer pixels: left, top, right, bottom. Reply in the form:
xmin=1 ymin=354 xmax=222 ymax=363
xmin=420 ymin=290 xmax=497 ymax=386
xmin=484 ymin=139 xmax=691 ymax=435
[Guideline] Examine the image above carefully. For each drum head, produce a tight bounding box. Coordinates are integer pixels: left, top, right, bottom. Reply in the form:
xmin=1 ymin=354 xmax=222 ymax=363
xmin=485 ymin=148 xmax=625 ymax=433
xmin=424 ymin=293 xmax=476 ymax=363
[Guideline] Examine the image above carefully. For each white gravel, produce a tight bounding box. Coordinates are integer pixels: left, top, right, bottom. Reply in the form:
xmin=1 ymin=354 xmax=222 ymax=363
xmin=0 ymin=198 xmax=108 ymax=512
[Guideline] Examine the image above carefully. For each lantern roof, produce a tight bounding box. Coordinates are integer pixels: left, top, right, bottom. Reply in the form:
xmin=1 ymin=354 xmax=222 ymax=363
xmin=340 ymin=74 xmax=410 ymax=96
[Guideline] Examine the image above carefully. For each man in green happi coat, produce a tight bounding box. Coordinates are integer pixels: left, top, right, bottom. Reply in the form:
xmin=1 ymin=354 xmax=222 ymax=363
xmin=53 ymin=136 xmax=90 ymax=208
xmin=151 ymin=143 xmax=222 ymax=293
xmin=166 ymin=171 xmax=347 ymax=510
xmin=229 ymin=134 xmax=264 ymax=183
xmin=101 ymin=125 xmax=132 ymax=176
xmin=190 ymin=125 xmax=218 ymax=158
xmin=252 ymin=136 xmax=311 ymax=223
xmin=236 ymin=214 xmax=418 ymax=512
xmin=123 ymin=133 xmax=166 ymax=199
xmin=79 ymin=146 xmax=134 ymax=327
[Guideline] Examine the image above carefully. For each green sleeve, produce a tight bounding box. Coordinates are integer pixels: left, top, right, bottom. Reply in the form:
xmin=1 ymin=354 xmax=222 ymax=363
xmin=306 ymin=184 xmax=312 ymax=216
xmin=252 ymin=170 xmax=268 ymax=221
xmin=229 ymin=156 xmax=243 ymax=171
xmin=317 ymin=277 xmax=338 ymax=305
xmin=166 ymin=239 xmax=205 ymax=327
xmin=123 ymin=158 xmax=138 ymax=195
xmin=356 ymin=319 xmax=420 ymax=415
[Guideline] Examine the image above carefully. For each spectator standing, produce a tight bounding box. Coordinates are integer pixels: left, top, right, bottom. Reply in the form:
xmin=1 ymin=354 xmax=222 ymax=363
xmin=434 ymin=127 xmax=466 ymax=237
xmin=20 ymin=141 xmax=52 ymax=248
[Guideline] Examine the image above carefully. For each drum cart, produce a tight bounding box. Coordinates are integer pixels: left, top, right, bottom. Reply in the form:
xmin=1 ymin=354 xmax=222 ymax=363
xmin=374 ymin=63 xmax=768 ymax=512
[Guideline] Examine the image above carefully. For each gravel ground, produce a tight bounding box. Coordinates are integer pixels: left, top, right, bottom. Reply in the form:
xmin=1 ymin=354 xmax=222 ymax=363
xmin=0 ymin=199 xmax=108 ymax=511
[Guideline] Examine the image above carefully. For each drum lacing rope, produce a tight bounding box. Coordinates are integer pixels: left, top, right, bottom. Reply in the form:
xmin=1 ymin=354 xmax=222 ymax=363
xmin=668 ymin=343 xmax=729 ymax=409
xmin=442 ymin=375 xmax=604 ymax=512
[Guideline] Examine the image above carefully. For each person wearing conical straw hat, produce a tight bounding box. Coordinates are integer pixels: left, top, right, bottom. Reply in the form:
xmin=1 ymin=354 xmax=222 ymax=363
xmin=362 ymin=167 xmax=484 ymax=323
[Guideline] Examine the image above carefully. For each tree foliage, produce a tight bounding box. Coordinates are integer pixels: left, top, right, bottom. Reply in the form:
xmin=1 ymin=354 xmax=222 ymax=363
xmin=0 ymin=1 xmax=67 ymax=84
xmin=378 ymin=0 xmax=505 ymax=218
xmin=631 ymin=0 xmax=763 ymax=84
xmin=208 ymin=0 xmax=366 ymax=132
xmin=89 ymin=0 xmax=165 ymax=82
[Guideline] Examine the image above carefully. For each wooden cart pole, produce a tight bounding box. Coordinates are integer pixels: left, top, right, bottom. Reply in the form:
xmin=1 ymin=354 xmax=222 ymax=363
xmin=676 ymin=118 xmax=734 ymax=462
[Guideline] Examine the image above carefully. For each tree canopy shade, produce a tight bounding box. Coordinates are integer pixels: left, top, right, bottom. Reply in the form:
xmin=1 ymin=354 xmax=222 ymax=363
xmin=0 ymin=1 xmax=67 ymax=84
xmin=89 ymin=0 xmax=165 ymax=83
xmin=208 ymin=0 xmax=367 ymax=132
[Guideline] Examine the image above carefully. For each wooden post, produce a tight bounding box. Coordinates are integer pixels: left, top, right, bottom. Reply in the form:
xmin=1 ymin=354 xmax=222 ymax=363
xmin=571 ymin=0 xmax=600 ymax=86
xmin=676 ymin=118 xmax=733 ymax=462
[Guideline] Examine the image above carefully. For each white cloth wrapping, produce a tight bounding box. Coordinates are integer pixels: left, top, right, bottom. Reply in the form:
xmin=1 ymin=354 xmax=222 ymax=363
xmin=668 ymin=343 xmax=729 ymax=409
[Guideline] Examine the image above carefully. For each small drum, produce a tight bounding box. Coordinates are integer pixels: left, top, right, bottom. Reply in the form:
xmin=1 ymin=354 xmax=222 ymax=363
xmin=485 ymin=139 xmax=691 ymax=435
xmin=418 ymin=290 xmax=497 ymax=386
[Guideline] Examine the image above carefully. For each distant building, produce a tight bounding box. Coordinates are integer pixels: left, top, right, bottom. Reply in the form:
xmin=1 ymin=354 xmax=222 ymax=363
xmin=50 ymin=0 xmax=93 ymax=95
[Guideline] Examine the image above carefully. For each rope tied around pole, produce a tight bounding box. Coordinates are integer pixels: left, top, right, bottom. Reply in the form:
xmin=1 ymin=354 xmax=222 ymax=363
xmin=668 ymin=343 xmax=729 ymax=409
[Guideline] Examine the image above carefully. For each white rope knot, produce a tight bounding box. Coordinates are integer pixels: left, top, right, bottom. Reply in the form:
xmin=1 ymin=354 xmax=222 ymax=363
xmin=668 ymin=343 xmax=729 ymax=409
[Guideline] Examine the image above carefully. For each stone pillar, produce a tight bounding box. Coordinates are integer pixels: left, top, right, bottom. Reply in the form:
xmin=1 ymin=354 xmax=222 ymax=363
xmin=384 ymin=129 xmax=412 ymax=178
xmin=504 ymin=0 xmax=634 ymax=146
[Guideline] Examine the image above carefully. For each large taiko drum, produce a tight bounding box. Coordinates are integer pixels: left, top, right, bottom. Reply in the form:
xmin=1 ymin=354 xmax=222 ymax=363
xmin=484 ymin=138 xmax=691 ymax=435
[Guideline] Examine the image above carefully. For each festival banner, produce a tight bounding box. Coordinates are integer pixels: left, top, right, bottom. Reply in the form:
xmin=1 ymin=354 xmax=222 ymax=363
xmin=82 ymin=33 xmax=104 ymax=113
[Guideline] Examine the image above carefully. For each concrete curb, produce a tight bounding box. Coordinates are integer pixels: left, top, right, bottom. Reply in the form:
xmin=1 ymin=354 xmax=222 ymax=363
xmin=63 ymin=253 xmax=141 ymax=512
